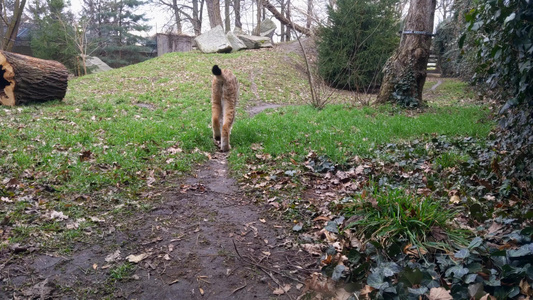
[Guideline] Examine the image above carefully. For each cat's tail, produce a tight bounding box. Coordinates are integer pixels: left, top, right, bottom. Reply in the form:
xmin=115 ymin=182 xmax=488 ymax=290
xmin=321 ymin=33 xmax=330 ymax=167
xmin=212 ymin=65 xmax=222 ymax=76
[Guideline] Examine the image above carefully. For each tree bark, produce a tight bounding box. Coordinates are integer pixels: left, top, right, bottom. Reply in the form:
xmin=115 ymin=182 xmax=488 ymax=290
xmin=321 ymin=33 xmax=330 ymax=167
xmin=1 ymin=0 xmax=27 ymax=51
xmin=280 ymin=0 xmax=285 ymax=41
xmin=376 ymin=0 xmax=437 ymax=106
xmin=262 ymin=0 xmax=310 ymax=36
xmin=285 ymin=0 xmax=291 ymax=41
xmin=224 ymin=0 xmax=230 ymax=32
xmin=306 ymin=0 xmax=313 ymax=29
xmin=254 ymin=0 xmax=262 ymax=35
xmin=0 ymin=51 xmax=69 ymax=106
xmin=206 ymin=0 xmax=223 ymax=28
xmin=234 ymin=0 xmax=242 ymax=30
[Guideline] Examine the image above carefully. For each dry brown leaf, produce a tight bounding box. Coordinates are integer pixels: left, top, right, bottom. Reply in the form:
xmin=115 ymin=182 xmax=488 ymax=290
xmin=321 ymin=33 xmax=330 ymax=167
xmin=520 ymin=278 xmax=533 ymax=296
xmin=304 ymin=272 xmax=335 ymax=295
xmin=126 ymin=253 xmax=149 ymax=263
xmin=301 ymin=243 xmax=323 ymax=256
xmin=449 ymin=195 xmax=460 ymax=204
xmin=428 ymin=287 xmax=452 ymax=300
xmin=272 ymin=284 xmax=291 ymax=295
xmin=479 ymin=294 xmax=496 ymax=300
xmin=359 ymin=285 xmax=375 ymax=299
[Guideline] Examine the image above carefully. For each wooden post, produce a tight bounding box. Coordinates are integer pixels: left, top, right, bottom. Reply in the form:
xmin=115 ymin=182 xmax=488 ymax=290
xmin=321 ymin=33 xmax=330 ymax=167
xmin=0 ymin=51 xmax=69 ymax=106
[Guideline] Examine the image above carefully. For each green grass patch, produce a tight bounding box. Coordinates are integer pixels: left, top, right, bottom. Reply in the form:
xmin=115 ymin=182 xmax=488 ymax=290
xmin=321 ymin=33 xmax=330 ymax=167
xmin=229 ymin=104 xmax=493 ymax=172
xmin=343 ymin=188 xmax=469 ymax=251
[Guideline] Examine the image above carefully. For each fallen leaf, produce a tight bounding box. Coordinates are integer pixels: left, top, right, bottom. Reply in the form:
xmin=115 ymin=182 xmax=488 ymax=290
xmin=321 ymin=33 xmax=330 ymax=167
xmin=105 ymin=250 xmax=121 ymax=262
xmin=126 ymin=253 xmax=149 ymax=263
xmin=301 ymin=244 xmax=323 ymax=256
xmin=273 ymin=284 xmax=291 ymax=295
xmin=428 ymin=287 xmax=453 ymax=300
xmin=360 ymin=285 xmax=375 ymax=299
xmin=520 ymin=278 xmax=532 ymax=296
xmin=50 ymin=210 xmax=69 ymax=220
xmin=449 ymin=195 xmax=460 ymax=204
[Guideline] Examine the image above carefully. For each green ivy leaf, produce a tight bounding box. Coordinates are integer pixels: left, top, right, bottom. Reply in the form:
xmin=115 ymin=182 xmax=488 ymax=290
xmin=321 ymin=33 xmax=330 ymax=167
xmin=504 ymin=12 xmax=516 ymax=24
xmin=508 ymin=243 xmax=533 ymax=257
xmin=468 ymin=237 xmax=483 ymax=249
xmin=407 ymin=287 xmax=428 ymax=296
xmin=332 ymin=264 xmax=345 ymax=281
xmin=445 ymin=265 xmax=470 ymax=279
xmin=455 ymin=249 xmax=470 ymax=259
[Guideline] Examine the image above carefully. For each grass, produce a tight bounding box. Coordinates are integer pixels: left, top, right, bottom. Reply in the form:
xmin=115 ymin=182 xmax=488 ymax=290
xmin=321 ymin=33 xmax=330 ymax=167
xmin=0 ymin=48 xmax=495 ymax=250
xmin=344 ymin=188 xmax=469 ymax=251
xmin=229 ymin=103 xmax=493 ymax=172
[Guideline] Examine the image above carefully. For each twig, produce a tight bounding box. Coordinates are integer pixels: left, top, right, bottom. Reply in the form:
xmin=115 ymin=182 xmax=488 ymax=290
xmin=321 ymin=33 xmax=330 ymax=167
xmin=232 ymin=239 xmax=304 ymax=292
xmin=231 ymin=283 xmax=247 ymax=295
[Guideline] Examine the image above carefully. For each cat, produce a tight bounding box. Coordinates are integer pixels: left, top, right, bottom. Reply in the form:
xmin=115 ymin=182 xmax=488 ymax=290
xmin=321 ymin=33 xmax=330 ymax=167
xmin=211 ymin=65 xmax=238 ymax=152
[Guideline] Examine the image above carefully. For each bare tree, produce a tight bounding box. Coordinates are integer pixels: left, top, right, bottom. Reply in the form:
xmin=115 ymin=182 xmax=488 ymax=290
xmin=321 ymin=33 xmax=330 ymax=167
xmin=234 ymin=0 xmax=241 ymax=30
xmin=254 ymin=0 xmax=262 ymax=35
xmin=206 ymin=0 xmax=223 ymax=28
xmin=154 ymin=0 xmax=204 ymax=35
xmin=306 ymin=0 xmax=312 ymax=29
xmin=262 ymin=0 xmax=309 ymax=36
xmin=1 ymin=0 xmax=27 ymax=51
xmin=376 ymin=0 xmax=437 ymax=106
xmin=284 ymin=0 xmax=291 ymax=40
xmin=224 ymin=0 xmax=230 ymax=32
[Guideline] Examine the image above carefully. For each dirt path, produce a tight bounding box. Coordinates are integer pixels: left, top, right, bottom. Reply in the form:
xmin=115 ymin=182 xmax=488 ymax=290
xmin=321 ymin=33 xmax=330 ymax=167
xmin=1 ymin=146 xmax=314 ymax=299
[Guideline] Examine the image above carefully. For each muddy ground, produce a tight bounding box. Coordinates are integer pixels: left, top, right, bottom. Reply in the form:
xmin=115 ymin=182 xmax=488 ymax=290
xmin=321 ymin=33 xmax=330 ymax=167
xmin=0 ymin=91 xmax=322 ymax=299
xmin=0 ymin=148 xmax=317 ymax=299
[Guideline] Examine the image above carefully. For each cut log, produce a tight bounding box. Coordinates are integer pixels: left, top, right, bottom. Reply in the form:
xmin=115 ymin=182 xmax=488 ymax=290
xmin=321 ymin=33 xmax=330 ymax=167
xmin=0 ymin=51 xmax=69 ymax=106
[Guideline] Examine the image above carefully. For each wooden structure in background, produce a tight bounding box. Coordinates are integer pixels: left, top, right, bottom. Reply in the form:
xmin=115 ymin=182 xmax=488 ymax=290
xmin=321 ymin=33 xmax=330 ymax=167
xmin=0 ymin=51 xmax=68 ymax=106
xmin=156 ymin=34 xmax=194 ymax=56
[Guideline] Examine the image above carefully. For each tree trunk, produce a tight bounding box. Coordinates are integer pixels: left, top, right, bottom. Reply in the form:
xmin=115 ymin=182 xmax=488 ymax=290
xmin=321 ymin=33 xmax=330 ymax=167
xmin=254 ymin=0 xmax=262 ymax=35
xmin=224 ymin=0 xmax=230 ymax=32
xmin=376 ymin=0 xmax=437 ymax=107
xmin=0 ymin=51 xmax=69 ymax=106
xmin=192 ymin=0 xmax=202 ymax=35
xmin=285 ymin=0 xmax=291 ymax=40
xmin=206 ymin=0 xmax=223 ymax=28
xmin=1 ymin=0 xmax=27 ymax=51
xmin=306 ymin=0 xmax=313 ymax=29
xmin=234 ymin=0 xmax=242 ymax=30
xmin=262 ymin=0 xmax=309 ymax=36
xmin=280 ymin=0 xmax=285 ymax=41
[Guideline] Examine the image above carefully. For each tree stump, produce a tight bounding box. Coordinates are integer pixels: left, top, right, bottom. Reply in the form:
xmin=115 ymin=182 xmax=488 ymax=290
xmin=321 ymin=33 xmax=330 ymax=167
xmin=0 ymin=51 xmax=69 ymax=106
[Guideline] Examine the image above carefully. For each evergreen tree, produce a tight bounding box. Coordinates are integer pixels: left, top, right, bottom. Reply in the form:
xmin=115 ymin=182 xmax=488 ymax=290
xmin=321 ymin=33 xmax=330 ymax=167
xmin=317 ymin=0 xmax=401 ymax=90
xmin=83 ymin=0 xmax=151 ymax=67
xmin=29 ymin=0 xmax=78 ymax=72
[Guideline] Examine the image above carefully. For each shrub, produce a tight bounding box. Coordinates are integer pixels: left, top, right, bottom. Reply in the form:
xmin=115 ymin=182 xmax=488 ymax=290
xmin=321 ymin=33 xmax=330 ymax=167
xmin=316 ymin=0 xmax=400 ymax=91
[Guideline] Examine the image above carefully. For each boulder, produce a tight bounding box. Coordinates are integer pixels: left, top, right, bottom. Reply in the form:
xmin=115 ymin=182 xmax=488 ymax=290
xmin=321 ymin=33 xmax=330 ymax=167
xmin=257 ymin=19 xmax=277 ymax=40
xmin=83 ymin=56 xmax=112 ymax=73
xmin=194 ymin=25 xmax=232 ymax=53
xmin=236 ymin=35 xmax=273 ymax=49
xmin=226 ymin=31 xmax=247 ymax=52
xmin=233 ymin=27 xmax=247 ymax=36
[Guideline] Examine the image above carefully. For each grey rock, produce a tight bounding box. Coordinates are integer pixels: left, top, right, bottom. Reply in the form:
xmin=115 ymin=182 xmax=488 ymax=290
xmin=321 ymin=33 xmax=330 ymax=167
xmin=236 ymin=34 xmax=273 ymax=49
xmin=83 ymin=55 xmax=112 ymax=73
xmin=226 ymin=31 xmax=247 ymax=52
xmin=195 ymin=25 xmax=232 ymax=53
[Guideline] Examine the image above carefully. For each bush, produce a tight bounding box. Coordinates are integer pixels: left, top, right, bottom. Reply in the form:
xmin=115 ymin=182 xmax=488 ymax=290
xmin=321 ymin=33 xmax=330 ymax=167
xmin=317 ymin=0 xmax=400 ymax=90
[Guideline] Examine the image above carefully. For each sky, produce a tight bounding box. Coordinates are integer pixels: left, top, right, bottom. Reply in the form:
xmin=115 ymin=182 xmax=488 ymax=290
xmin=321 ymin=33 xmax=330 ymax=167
xmin=68 ymin=0 xmax=447 ymax=39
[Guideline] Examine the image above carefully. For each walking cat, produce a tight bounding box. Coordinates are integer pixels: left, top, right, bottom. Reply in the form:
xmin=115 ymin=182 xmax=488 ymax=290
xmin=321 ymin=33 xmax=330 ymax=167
xmin=211 ymin=65 xmax=238 ymax=152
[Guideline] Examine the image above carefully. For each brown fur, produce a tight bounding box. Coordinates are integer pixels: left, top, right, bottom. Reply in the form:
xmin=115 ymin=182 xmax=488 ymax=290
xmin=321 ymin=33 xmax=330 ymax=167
xmin=211 ymin=65 xmax=238 ymax=152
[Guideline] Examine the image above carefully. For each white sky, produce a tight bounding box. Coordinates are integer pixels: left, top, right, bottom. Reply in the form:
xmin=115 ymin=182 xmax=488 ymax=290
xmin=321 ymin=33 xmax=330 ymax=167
xmin=68 ymin=0 xmax=446 ymax=39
